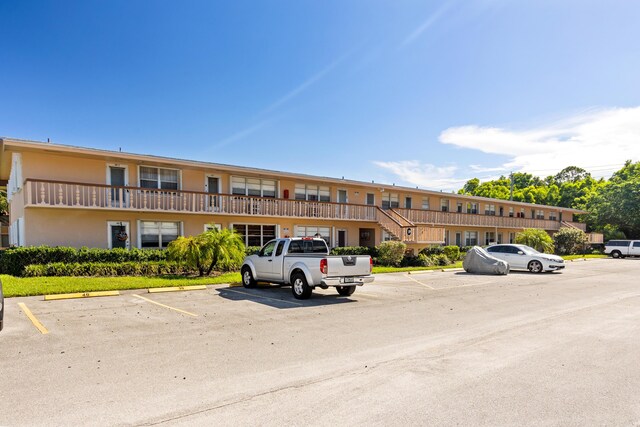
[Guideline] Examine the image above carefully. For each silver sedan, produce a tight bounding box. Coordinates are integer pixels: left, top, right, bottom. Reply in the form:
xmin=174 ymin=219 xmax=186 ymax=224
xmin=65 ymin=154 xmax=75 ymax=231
xmin=485 ymin=244 xmax=565 ymax=273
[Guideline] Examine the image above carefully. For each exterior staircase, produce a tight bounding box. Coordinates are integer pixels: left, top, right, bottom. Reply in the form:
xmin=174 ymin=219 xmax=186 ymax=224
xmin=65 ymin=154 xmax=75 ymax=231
xmin=376 ymin=208 xmax=445 ymax=244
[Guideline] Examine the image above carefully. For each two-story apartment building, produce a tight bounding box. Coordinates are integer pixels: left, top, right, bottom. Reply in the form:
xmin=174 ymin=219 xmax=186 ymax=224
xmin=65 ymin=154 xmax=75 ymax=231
xmin=0 ymin=137 xmax=602 ymax=251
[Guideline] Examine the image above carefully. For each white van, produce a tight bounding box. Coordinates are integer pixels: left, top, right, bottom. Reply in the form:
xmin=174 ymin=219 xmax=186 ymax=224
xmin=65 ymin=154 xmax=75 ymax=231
xmin=604 ymin=240 xmax=640 ymax=258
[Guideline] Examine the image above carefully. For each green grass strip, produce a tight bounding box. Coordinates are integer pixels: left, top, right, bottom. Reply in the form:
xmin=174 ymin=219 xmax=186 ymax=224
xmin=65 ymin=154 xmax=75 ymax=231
xmin=372 ymin=261 xmax=463 ymax=274
xmin=1 ymin=273 xmax=241 ymax=298
xmin=561 ymin=254 xmax=608 ymax=260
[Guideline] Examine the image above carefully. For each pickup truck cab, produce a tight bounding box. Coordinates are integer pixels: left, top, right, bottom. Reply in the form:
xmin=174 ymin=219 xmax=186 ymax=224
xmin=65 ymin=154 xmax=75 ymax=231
xmin=241 ymin=237 xmax=374 ymax=299
xmin=605 ymin=240 xmax=640 ymax=258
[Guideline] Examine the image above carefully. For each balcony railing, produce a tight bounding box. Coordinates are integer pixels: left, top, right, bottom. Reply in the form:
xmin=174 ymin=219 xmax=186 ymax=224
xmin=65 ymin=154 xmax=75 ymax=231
xmin=23 ymin=179 xmax=378 ymax=221
xmin=395 ymin=208 xmax=565 ymax=231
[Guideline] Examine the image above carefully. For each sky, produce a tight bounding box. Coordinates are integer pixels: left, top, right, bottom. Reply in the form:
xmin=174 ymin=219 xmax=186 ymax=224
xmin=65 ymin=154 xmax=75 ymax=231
xmin=1 ymin=0 xmax=640 ymax=191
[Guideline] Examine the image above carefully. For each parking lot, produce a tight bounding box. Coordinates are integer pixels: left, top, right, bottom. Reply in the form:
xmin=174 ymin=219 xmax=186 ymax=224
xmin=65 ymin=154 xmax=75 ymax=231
xmin=1 ymin=258 xmax=640 ymax=426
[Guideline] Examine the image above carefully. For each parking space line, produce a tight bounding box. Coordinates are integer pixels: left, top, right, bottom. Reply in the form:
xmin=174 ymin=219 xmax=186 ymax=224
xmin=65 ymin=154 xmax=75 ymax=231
xmin=17 ymin=302 xmax=49 ymax=334
xmin=148 ymin=285 xmax=207 ymax=293
xmin=404 ymin=274 xmax=435 ymax=290
xmin=132 ymin=294 xmax=198 ymax=317
xmin=224 ymin=288 xmax=303 ymax=306
xmin=44 ymin=291 xmax=120 ymax=301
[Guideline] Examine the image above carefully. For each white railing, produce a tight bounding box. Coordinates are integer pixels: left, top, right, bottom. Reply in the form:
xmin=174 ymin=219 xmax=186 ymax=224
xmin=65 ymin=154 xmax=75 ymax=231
xmin=23 ymin=179 xmax=378 ymax=221
xmin=396 ymin=208 xmax=564 ymax=231
xmin=376 ymin=208 xmax=445 ymax=244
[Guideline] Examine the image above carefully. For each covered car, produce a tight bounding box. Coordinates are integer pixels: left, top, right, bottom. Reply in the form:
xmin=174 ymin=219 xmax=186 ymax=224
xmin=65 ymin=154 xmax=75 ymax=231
xmin=463 ymin=246 xmax=510 ymax=275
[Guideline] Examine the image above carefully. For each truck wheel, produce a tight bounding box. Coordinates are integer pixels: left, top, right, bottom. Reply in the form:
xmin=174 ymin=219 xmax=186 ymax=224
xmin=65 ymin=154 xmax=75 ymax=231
xmin=291 ymin=273 xmax=312 ymax=300
xmin=528 ymin=260 xmax=543 ymax=273
xmin=336 ymin=286 xmax=356 ymax=296
xmin=241 ymin=266 xmax=257 ymax=288
xmin=611 ymin=250 xmax=622 ymax=259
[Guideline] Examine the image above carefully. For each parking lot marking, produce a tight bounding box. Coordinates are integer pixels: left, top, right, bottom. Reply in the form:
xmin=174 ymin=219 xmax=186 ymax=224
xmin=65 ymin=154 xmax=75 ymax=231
xmin=17 ymin=302 xmax=49 ymax=335
xmin=132 ymin=294 xmax=198 ymax=317
xmin=405 ymin=274 xmax=435 ymax=290
xmin=148 ymin=285 xmax=207 ymax=293
xmin=44 ymin=291 xmax=120 ymax=301
xmin=224 ymin=288 xmax=303 ymax=306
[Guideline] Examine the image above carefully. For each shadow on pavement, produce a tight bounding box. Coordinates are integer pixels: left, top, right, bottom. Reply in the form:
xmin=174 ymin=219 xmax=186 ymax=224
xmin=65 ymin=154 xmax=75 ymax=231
xmin=216 ymin=286 xmax=355 ymax=309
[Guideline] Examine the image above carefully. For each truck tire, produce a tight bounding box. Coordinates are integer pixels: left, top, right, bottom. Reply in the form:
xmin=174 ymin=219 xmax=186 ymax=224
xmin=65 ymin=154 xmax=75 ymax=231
xmin=291 ymin=272 xmax=312 ymax=300
xmin=336 ymin=286 xmax=356 ymax=296
xmin=241 ymin=266 xmax=257 ymax=288
xmin=611 ymin=250 xmax=622 ymax=259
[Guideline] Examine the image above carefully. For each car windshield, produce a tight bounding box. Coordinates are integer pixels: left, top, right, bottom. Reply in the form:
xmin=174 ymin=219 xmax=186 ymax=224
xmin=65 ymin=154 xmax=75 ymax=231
xmin=520 ymin=246 xmax=541 ymax=255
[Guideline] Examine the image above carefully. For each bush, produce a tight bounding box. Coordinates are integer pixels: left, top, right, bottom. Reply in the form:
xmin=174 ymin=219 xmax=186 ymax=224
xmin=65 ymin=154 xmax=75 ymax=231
xmin=330 ymin=246 xmax=378 ymax=257
xmin=376 ymin=241 xmax=406 ymax=267
xmin=515 ymin=229 xmax=554 ymax=254
xmin=553 ymin=227 xmax=588 ymax=255
xmin=431 ymin=254 xmax=452 ymax=266
xmin=401 ymin=253 xmax=435 ymax=267
xmin=419 ymin=246 xmax=444 ymax=256
xmin=442 ymin=245 xmax=460 ymax=262
xmin=0 ymin=246 xmax=167 ymax=276
xmin=23 ymin=261 xmax=189 ymax=277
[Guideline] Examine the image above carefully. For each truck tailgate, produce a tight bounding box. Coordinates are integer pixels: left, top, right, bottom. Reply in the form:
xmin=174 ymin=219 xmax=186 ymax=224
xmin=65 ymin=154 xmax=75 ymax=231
xmin=325 ymin=256 xmax=371 ymax=277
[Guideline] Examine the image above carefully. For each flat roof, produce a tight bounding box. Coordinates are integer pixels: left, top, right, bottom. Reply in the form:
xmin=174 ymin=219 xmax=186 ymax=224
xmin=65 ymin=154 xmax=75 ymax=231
xmin=0 ymin=136 xmax=588 ymax=214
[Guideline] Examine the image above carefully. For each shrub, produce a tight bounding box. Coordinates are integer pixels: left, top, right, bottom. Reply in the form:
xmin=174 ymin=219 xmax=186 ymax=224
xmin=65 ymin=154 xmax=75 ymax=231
xmin=376 ymin=241 xmax=406 ymax=267
xmin=515 ymin=229 xmax=554 ymax=254
xmin=400 ymin=253 xmax=434 ymax=267
xmin=23 ymin=261 xmax=189 ymax=277
xmin=431 ymin=254 xmax=452 ymax=266
xmin=553 ymin=227 xmax=589 ymax=255
xmin=330 ymin=246 xmax=377 ymax=257
xmin=419 ymin=246 xmax=444 ymax=256
xmin=442 ymin=245 xmax=460 ymax=262
xmin=0 ymin=246 xmax=167 ymax=276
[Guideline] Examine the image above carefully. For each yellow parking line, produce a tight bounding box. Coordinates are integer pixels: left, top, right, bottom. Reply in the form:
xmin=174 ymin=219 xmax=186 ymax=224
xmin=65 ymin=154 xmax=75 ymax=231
xmin=44 ymin=291 xmax=120 ymax=301
xmin=148 ymin=285 xmax=207 ymax=293
xmin=132 ymin=294 xmax=198 ymax=317
xmin=17 ymin=302 xmax=49 ymax=334
xmin=224 ymin=288 xmax=303 ymax=306
xmin=405 ymin=274 xmax=435 ymax=290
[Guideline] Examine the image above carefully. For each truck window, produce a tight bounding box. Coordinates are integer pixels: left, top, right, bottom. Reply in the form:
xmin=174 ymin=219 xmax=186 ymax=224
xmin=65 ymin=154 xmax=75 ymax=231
xmin=313 ymin=240 xmax=328 ymax=253
xmin=275 ymin=241 xmax=285 ymax=256
xmin=634 ymin=242 xmax=640 ymax=248
xmin=288 ymin=240 xmax=303 ymax=253
xmin=259 ymin=240 xmax=277 ymax=257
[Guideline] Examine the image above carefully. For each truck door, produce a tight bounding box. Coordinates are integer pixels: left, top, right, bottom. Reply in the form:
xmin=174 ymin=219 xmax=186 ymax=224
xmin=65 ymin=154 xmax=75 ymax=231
xmin=254 ymin=240 xmax=278 ymax=280
xmin=630 ymin=241 xmax=640 ymax=256
xmin=271 ymin=240 xmax=286 ymax=280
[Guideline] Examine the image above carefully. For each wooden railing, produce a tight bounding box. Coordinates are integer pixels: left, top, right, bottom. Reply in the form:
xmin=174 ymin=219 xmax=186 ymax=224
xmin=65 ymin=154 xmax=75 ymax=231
xmin=396 ymin=208 xmax=566 ymax=231
xmin=376 ymin=208 xmax=445 ymax=244
xmin=23 ymin=179 xmax=378 ymax=221
xmin=561 ymin=221 xmax=587 ymax=232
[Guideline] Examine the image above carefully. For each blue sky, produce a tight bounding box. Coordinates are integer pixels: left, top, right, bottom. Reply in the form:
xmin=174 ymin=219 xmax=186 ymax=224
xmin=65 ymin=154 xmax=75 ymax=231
xmin=2 ymin=0 xmax=640 ymax=190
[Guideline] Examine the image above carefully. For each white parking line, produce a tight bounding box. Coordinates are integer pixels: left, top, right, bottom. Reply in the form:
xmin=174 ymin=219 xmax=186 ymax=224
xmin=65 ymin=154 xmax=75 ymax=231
xmin=404 ymin=274 xmax=435 ymax=290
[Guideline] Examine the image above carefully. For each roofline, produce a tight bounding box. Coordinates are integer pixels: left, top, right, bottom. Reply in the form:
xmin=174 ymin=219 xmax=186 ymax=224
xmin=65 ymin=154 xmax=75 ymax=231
xmin=0 ymin=136 xmax=588 ymax=214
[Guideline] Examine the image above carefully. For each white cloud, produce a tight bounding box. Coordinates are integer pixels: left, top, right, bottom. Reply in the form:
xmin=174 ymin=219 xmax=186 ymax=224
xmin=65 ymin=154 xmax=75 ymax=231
xmin=440 ymin=106 xmax=640 ymax=176
xmin=373 ymin=160 xmax=460 ymax=190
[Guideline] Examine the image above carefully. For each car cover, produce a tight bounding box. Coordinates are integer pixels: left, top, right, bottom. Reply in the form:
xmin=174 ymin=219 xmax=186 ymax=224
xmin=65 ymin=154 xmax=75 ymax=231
xmin=463 ymin=246 xmax=510 ymax=275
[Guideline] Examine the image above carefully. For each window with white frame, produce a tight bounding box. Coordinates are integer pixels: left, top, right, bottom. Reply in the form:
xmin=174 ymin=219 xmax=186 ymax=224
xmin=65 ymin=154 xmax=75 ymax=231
xmin=457 ymin=202 xmax=463 ymax=213
xmin=232 ymin=177 xmax=276 ymax=198
xmin=484 ymin=204 xmax=496 ymax=216
xmin=295 ymin=184 xmax=330 ymax=202
xmin=549 ymin=211 xmax=557 ymax=221
xmin=139 ymin=166 xmax=180 ymax=190
xmin=440 ymin=198 xmax=449 ymax=212
xmin=421 ymin=198 xmax=430 ymax=210
xmin=466 ymin=202 xmax=478 ymax=214
xmin=464 ymin=231 xmax=478 ymax=246
xmin=485 ymin=231 xmax=496 ymax=245
xmin=382 ymin=193 xmax=399 ymax=209
xmin=366 ymin=193 xmax=375 ymax=205
xmin=535 ymin=209 xmax=545 ymax=220
xmin=509 ymin=207 xmax=514 ymax=217
xmin=509 ymin=232 xmax=516 ymax=243
xmin=295 ymin=226 xmax=331 ymax=245
xmin=139 ymin=221 xmax=181 ymax=248
xmin=233 ymin=224 xmax=276 ymax=247
xmin=382 ymin=230 xmax=393 ymax=242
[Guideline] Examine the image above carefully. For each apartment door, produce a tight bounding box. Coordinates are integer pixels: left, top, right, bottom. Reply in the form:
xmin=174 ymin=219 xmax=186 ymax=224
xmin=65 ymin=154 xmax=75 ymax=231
xmin=108 ymin=221 xmax=130 ymax=249
xmin=337 ymin=230 xmax=347 ymax=247
xmin=455 ymin=232 xmax=462 ymax=247
xmin=206 ymin=176 xmax=220 ymax=210
xmin=108 ymin=166 xmax=127 ymax=207
xmin=359 ymin=228 xmax=375 ymax=247
xmin=337 ymin=190 xmax=347 ymax=203
xmin=405 ymin=197 xmax=412 ymax=209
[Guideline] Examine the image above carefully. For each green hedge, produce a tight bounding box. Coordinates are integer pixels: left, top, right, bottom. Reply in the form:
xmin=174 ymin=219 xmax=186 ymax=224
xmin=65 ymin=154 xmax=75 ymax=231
xmin=330 ymin=246 xmax=378 ymax=257
xmin=24 ymin=261 xmax=188 ymax=277
xmin=0 ymin=246 xmax=167 ymax=276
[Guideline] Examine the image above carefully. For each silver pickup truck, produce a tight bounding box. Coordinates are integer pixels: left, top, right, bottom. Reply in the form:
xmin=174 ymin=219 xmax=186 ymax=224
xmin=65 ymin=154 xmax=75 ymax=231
xmin=241 ymin=237 xmax=374 ymax=299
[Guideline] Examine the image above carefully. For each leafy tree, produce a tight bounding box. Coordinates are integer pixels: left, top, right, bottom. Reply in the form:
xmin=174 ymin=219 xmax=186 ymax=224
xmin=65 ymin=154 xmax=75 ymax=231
xmin=553 ymin=166 xmax=590 ymax=184
xmin=553 ymin=227 xmax=588 ymax=255
xmin=515 ymin=228 xmax=554 ymax=254
xmin=0 ymin=191 xmax=7 ymax=215
xmin=459 ymin=178 xmax=480 ymax=195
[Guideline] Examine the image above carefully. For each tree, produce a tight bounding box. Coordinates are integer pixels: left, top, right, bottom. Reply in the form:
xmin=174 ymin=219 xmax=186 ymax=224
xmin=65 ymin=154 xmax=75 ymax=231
xmin=553 ymin=227 xmax=588 ymax=255
xmin=515 ymin=229 xmax=554 ymax=254
xmin=553 ymin=166 xmax=590 ymax=184
xmin=0 ymin=191 xmax=7 ymax=215
xmin=167 ymin=226 xmax=245 ymax=276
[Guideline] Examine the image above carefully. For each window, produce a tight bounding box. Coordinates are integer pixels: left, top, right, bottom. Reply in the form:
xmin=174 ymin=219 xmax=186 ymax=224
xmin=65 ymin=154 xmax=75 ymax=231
xmin=139 ymin=166 xmax=180 ymax=190
xmin=484 ymin=204 xmax=496 ymax=216
xmin=633 ymin=242 xmax=640 ymax=248
xmin=275 ymin=241 xmax=285 ymax=256
xmin=509 ymin=207 xmax=514 ymax=218
xmin=139 ymin=221 xmax=180 ymax=248
xmin=288 ymin=239 xmax=328 ymax=254
xmin=232 ymin=177 xmax=277 ymax=198
xmin=295 ymin=184 xmax=330 ymax=202
xmin=466 ymin=202 xmax=478 ymax=214
xmin=535 ymin=210 xmax=545 ymax=220
xmin=497 ymin=233 xmax=503 ymax=244
xmin=295 ymin=226 xmax=331 ymax=245
xmin=464 ymin=231 xmax=478 ymax=246
xmin=382 ymin=193 xmax=399 ymax=209
xmin=440 ymin=199 xmax=449 ymax=212
xmin=233 ymin=224 xmax=277 ymax=247
xmin=509 ymin=232 xmax=516 ymax=243
xmin=549 ymin=211 xmax=557 ymax=221
xmin=382 ymin=230 xmax=393 ymax=242
xmin=259 ymin=240 xmax=277 ymax=257
xmin=421 ymin=198 xmax=430 ymax=210
xmin=457 ymin=202 xmax=463 ymax=213
xmin=366 ymin=193 xmax=375 ymax=205
xmin=405 ymin=197 xmax=412 ymax=209
xmin=485 ymin=231 xmax=495 ymax=245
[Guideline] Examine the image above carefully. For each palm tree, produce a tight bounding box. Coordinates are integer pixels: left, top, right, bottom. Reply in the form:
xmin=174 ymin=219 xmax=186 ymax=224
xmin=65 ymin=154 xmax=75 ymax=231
xmin=167 ymin=235 xmax=208 ymax=276
xmin=515 ymin=228 xmax=554 ymax=254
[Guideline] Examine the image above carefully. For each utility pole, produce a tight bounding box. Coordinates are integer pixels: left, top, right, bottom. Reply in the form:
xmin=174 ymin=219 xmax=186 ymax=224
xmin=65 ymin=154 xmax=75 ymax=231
xmin=509 ymin=172 xmax=514 ymax=201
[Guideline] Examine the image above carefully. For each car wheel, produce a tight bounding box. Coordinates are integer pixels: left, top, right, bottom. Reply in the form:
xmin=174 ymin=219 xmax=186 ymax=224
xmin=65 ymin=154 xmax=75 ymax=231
xmin=336 ymin=286 xmax=356 ymax=296
xmin=291 ymin=272 xmax=312 ymax=300
xmin=528 ymin=260 xmax=543 ymax=273
xmin=241 ymin=266 xmax=257 ymax=288
xmin=611 ymin=250 xmax=621 ymax=259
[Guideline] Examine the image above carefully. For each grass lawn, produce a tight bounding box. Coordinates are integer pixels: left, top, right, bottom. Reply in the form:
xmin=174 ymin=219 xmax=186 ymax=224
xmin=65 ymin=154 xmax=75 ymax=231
xmin=1 ymin=273 xmax=241 ymax=298
xmin=561 ymin=254 xmax=608 ymax=260
xmin=372 ymin=261 xmax=463 ymax=274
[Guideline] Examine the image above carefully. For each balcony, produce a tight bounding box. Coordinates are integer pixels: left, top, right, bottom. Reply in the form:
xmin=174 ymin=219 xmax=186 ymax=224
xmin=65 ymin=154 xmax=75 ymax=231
xmin=23 ymin=179 xmax=378 ymax=221
xmin=395 ymin=208 xmax=568 ymax=231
